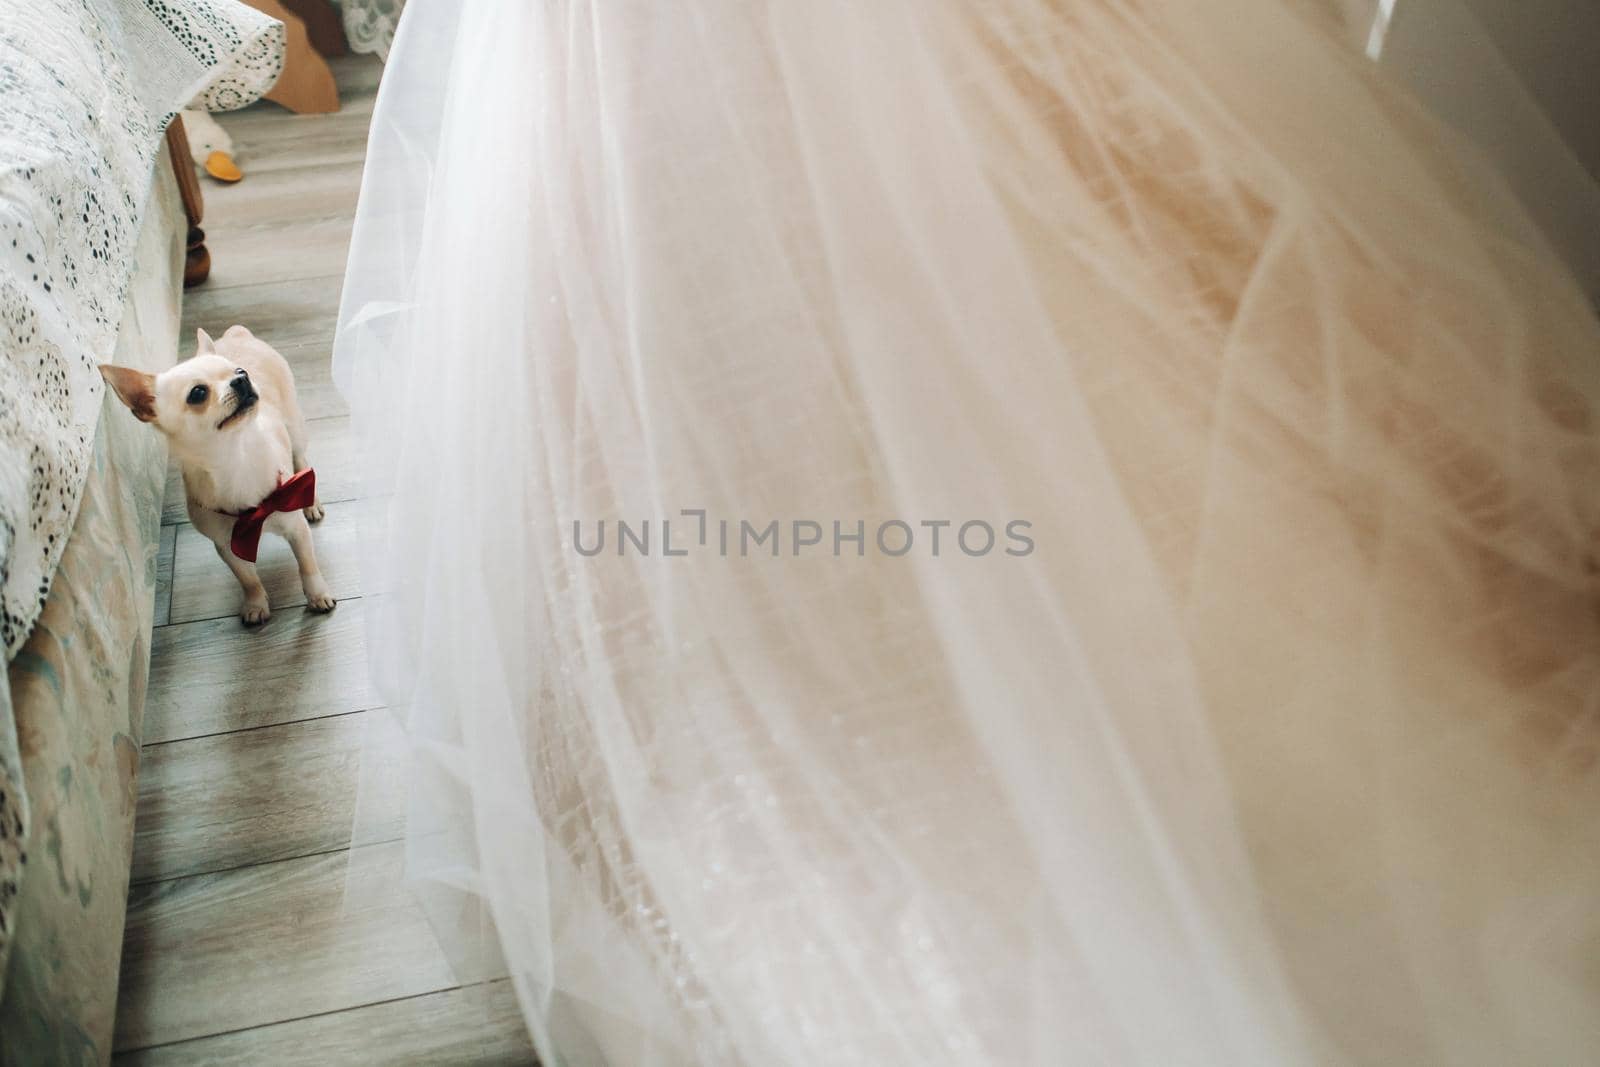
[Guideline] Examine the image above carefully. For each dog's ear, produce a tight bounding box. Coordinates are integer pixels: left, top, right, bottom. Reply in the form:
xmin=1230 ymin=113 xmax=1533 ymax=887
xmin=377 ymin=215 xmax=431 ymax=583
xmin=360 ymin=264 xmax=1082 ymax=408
xmin=196 ymin=328 xmax=216 ymax=354
xmin=100 ymin=364 xmax=158 ymax=422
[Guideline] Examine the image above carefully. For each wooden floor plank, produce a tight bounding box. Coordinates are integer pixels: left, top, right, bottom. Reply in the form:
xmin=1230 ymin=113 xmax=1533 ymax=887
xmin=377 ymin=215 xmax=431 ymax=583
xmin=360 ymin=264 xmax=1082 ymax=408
xmin=131 ymin=708 xmax=405 ymax=885
xmin=198 ymin=159 xmax=364 ymax=231
xmin=114 ymin=982 xmax=535 ymax=1066
xmin=144 ymin=596 xmax=376 ymax=744
xmin=168 ymin=498 xmax=361 ymax=624
xmin=220 ymin=109 xmax=375 ymax=176
xmin=273 ymin=342 xmax=349 ymax=419
xmin=114 ymin=843 xmax=455 ymax=1052
xmin=154 ymin=524 xmax=177 ymax=625
xmin=181 ymin=273 xmax=344 ymax=352
xmin=201 ymin=215 xmax=355 ymax=291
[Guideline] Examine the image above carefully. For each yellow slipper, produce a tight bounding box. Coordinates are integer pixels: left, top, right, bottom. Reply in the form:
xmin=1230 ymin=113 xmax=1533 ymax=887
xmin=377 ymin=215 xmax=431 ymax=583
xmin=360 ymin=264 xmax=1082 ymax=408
xmin=204 ymin=151 xmax=243 ymax=183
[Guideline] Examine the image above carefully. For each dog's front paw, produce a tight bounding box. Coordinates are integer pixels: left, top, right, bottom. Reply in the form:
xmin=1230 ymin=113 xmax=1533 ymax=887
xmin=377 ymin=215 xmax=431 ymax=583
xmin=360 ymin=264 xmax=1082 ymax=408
xmin=304 ymin=577 xmax=337 ymax=613
xmin=304 ymin=501 xmax=325 ymax=524
xmin=240 ymin=597 xmax=271 ymax=626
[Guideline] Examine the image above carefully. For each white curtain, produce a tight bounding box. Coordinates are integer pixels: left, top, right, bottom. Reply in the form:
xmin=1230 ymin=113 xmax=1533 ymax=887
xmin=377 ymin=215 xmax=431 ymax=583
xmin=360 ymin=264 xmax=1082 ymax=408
xmin=334 ymin=1 xmax=1600 ymax=1063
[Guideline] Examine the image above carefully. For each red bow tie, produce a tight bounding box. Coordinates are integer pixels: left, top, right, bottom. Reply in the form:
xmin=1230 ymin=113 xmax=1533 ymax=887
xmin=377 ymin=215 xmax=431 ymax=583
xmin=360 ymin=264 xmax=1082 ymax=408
xmin=229 ymin=468 xmax=317 ymax=562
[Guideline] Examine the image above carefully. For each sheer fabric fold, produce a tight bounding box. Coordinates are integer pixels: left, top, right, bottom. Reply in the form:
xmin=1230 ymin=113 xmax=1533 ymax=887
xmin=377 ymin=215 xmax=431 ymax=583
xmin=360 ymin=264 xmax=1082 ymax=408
xmin=336 ymin=2 xmax=1600 ymax=1063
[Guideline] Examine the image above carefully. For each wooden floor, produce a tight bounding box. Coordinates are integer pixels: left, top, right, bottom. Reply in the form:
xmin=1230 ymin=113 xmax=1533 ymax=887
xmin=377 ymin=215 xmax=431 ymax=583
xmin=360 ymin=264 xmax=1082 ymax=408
xmin=113 ymin=56 xmax=536 ymax=1065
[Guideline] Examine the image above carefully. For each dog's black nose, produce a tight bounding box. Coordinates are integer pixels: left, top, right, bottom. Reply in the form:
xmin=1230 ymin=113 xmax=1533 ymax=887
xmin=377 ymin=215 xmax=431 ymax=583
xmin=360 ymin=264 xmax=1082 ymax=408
xmin=229 ymin=370 xmax=257 ymax=403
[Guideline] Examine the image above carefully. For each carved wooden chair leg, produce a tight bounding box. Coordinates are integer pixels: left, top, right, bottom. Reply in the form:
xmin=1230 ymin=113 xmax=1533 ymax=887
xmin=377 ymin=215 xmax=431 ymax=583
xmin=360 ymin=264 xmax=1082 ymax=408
xmin=165 ymin=116 xmax=211 ymax=288
xmin=185 ymin=226 xmax=211 ymax=288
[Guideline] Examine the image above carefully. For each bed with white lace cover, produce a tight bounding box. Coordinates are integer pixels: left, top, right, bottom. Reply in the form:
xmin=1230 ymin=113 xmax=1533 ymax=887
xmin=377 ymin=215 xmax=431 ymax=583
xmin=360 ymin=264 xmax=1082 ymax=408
xmin=0 ymin=0 xmax=284 ymax=987
xmin=0 ymin=0 xmax=284 ymax=659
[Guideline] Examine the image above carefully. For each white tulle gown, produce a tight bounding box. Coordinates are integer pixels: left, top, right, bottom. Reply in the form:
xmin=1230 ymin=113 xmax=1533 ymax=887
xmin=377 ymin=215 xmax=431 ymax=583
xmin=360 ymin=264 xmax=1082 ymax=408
xmin=333 ymin=1 xmax=1600 ymax=1063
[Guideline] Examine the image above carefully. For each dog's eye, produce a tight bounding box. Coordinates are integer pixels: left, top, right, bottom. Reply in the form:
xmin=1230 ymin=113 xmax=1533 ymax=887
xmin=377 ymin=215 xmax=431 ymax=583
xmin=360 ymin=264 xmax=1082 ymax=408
xmin=186 ymin=384 xmax=209 ymax=406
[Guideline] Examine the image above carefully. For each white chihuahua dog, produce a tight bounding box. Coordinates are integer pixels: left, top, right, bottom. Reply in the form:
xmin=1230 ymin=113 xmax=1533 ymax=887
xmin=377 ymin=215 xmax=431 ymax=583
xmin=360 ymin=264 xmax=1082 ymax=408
xmin=101 ymin=325 xmax=334 ymax=625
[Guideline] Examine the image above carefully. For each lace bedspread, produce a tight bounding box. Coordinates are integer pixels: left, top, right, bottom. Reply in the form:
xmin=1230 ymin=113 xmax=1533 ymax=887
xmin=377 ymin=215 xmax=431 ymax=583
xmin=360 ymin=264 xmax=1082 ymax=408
xmin=0 ymin=0 xmax=283 ymax=660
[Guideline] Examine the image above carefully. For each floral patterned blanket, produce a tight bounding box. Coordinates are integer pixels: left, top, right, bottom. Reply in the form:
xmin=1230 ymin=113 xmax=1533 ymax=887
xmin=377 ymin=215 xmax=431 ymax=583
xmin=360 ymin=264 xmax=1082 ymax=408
xmin=0 ymin=0 xmax=283 ymax=1002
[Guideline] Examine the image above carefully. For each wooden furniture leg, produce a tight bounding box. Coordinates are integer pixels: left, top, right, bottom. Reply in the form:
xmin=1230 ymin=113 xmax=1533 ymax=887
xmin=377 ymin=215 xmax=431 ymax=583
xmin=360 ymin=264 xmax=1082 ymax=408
xmin=281 ymin=0 xmax=349 ymax=59
xmin=242 ymin=0 xmax=341 ymax=115
xmin=165 ymin=116 xmax=210 ymax=288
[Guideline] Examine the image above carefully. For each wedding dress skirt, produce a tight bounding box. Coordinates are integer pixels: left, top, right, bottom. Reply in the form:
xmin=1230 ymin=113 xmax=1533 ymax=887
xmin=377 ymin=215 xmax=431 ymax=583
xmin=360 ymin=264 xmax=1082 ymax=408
xmin=334 ymin=1 xmax=1600 ymax=1063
